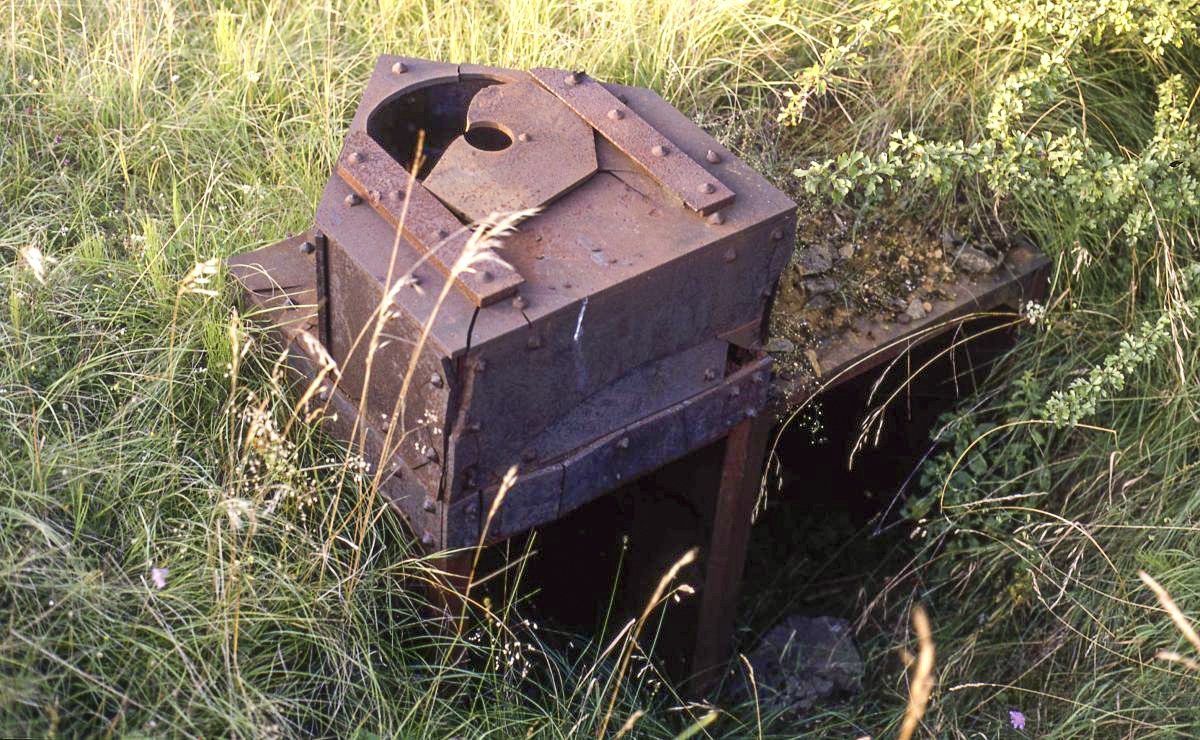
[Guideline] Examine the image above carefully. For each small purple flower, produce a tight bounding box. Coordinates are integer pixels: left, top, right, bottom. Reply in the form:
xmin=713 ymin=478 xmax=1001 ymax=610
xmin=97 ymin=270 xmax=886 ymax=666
xmin=1009 ymin=709 xmax=1026 ymax=730
xmin=151 ymin=567 xmax=169 ymax=590
xmin=53 ymin=134 xmax=62 ymax=145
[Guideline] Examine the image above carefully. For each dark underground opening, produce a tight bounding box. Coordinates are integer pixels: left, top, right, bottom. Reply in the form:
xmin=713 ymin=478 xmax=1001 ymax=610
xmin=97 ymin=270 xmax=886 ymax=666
xmin=468 ymin=316 xmax=1020 ymax=682
xmin=367 ymin=79 xmax=500 ymax=178
xmin=464 ymin=124 xmax=513 ymax=151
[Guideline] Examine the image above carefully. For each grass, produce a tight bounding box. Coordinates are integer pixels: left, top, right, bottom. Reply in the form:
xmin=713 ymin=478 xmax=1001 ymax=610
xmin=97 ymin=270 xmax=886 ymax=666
xmin=3 ymin=0 xmax=1200 ymax=737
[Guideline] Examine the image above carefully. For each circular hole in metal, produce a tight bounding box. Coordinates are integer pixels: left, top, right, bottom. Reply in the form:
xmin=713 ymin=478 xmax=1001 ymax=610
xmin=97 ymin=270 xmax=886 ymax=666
xmin=464 ymin=124 xmax=512 ymax=152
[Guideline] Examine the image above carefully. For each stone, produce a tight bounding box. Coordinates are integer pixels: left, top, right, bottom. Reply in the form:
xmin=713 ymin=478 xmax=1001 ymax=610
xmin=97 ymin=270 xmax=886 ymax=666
xmin=735 ymin=616 xmax=864 ymax=717
xmin=803 ymin=276 xmax=837 ymax=297
xmin=837 ymin=244 xmax=856 ymax=261
xmin=797 ymin=244 xmax=833 ymax=275
xmin=765 ymin=337 xmax=796 ymax=353
xmin=953 ymin=244 xmax=998 ymax=273
xmin=904 ymin=298 xmax=927 ymax=321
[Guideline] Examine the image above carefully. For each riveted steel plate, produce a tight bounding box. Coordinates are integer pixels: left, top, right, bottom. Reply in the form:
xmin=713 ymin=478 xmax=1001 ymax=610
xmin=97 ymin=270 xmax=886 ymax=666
xmin=424 ymin=80 xmax=599 ymax=222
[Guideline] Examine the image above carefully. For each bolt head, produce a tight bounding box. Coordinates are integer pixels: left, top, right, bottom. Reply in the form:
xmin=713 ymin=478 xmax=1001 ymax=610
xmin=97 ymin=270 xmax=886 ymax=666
xmin=475 ymin=359 xmax=487 ymax=372
xmin=771 ymin=227 xmax=785 ymax=241
xmin=616 ymin=436 xmax=630 ymax=450
xmin=706 ymin=149 xmax=721 ymax=164
xmin=703 ymin=368 xmax=717 ymax=381
xmin=512 ymin=295 xmax=528 ymax=310
xmin=517 ymin=132 xmax=530 ymax=142
xmin=422 ymin=496 xmax=436 ymax=513
xmin=564 ymin=72 xmax=580 ymax=86
xmin=730 ymin=386 xmax=741 ymax=397
xmin=479 ymin=270 xmax=493 ymax=283
xmin=391 ymin=61 xmax=407 ymax=75
xmin=348 ymin=151 xmax=363 ymax=164
xmin=344 ymin=193 xmax=361 ymax=207
xmin=429 ymin=373 xmax=443 ymax=388
xmin=698 ymin=182 xmax=716 ymax=194
xmin=436 ymin=228 xmax=448 ymax=239
xmin=420 ymin=532 xmax=434 ymax=548
xmin=607 ymin=108 xmax=624 ymax=120
xmin=526 ymin=335 xmax=542 ymax=350
xmin=723 ymin=248 xmax=737 ymax=263
xmin=299 ymin=240 xmax=316 ymax=255
xmin=467 ymin=421 xmax=482 ymax=433
xmin=651 ymin=144 xmax=669 ymax=157
xmin=707 ymin=211 xmax=725 ymax=226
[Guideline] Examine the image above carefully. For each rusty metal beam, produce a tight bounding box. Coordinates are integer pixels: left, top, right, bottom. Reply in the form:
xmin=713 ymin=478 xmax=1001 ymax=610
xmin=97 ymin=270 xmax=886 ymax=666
xmin=530 ymin=68 xmax=735 ymax=215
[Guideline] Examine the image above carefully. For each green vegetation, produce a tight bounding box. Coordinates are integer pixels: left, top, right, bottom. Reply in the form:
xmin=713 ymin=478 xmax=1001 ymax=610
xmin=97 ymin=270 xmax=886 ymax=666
xmin=2 ymin=0 xmax=1199 ymax=737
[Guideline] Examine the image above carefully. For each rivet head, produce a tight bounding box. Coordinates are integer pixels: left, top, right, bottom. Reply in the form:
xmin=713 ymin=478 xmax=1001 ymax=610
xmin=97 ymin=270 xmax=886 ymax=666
xmin=723 ymin=248 xmax=737 ymax=263
xmin=651 ymin=144 xmax=669 ymax=157
xmin=429 ymin=373 xmax=443 ymax=388
xmin=299 ymin=240 xmax=316 ymax=255
xmin=420 ymin=532 xmax=434 ymax=547
xmin=517 ymin=132 xmax=530 ymax=143
xmin=729 ymin=386 xmax=741 ymax=397
xmin=607 ymin=108 xmax=624 ymax=120
xmin=526 ymin=335 xmax=542 ymax=350
xmin=348 ymin=151 xmax=363 ymax=164
xmin=564 ymin=72 xmax=580 ymax=86
xmin=512 ymin=295 xmax=528 ymax=310
xmin=707 ymin=211 xmax=725 ymax=226
xmin=698 ymin=182 xmax=716 ymax=194
xmin=422 ymin=496 xmax=436 ymax=513
xmin=706 ymin=149 xmax=721 ymax=164
xmin=771 ymin=227 xmax=785 ymax=241
xmin=616 ymin=436 xmax=630 ymax=450
xmin=703 ymin=368 xmax=717 ymax=381
xmin=344 ymin=193 xmax=361 ymax=207
xmin=466 ymin=421 xmax=482 ymax=433
xmin=391 ymin=61 xmax=407 ymax=75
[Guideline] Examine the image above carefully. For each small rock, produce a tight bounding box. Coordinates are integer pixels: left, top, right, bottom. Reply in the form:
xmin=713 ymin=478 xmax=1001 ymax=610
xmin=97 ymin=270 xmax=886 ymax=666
xmin=805 ymin=294 xmax=831 ymax=311
xmin=904 ymin=298 xmax=927 ymax=321
xmin=735 ymin=616 xmax=864 ymax=717
xmin=922 ymin=301 xmax=933 ymax=313
xmin=953 ymin=245 xmax=997 ymax=273
xmin=797 ymin=244 xmax=833 ymax=275
xmin=765 ymin=337 xmax=796 ymax=353
xmin=837 ymin=244 xmax=855 ymax=261
xmin=803 ymin=276 xmax=837 ymax=296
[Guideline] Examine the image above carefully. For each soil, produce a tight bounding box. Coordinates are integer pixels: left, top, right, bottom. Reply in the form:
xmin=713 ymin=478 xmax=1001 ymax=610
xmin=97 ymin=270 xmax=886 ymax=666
xmin=765 ymin=199 xmax=1009 ymax=387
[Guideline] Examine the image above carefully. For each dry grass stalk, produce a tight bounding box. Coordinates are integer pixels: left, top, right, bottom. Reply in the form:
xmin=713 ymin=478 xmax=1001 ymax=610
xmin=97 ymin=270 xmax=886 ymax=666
xmin=1139 ymin=570 xmax=1200 ymax=669
xmin=898 ymin=604 xmax=935 ymax=740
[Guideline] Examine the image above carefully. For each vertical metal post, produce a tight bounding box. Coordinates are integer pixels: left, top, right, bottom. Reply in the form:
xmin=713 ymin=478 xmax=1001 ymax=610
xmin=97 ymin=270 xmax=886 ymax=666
xmin=689 ymin=415 xmax=772 ymax=691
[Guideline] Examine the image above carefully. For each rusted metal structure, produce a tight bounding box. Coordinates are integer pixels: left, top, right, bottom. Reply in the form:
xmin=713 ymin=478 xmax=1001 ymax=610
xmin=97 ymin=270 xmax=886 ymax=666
xmin=229 ymin=55 xmax=1049 ymax=687
xmin=230 ymin=55 xmax=795 ymax=677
